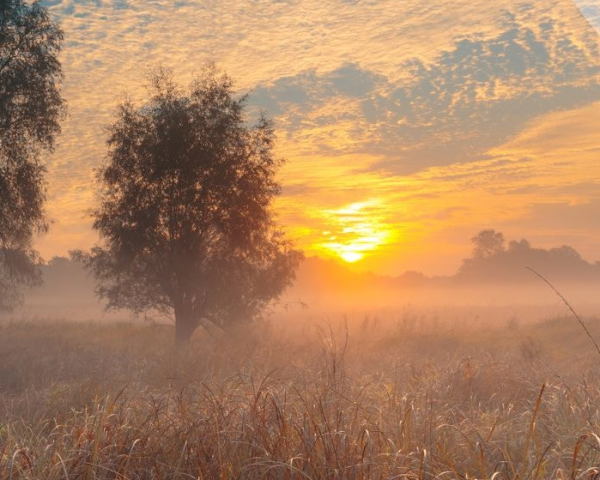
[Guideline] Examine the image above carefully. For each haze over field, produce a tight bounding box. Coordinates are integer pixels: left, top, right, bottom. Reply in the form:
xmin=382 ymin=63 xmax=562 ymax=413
xmin=18 ymin=229 xmax=600 ymax=326
xmin=38 ymin=0 xmax=600 ymax=275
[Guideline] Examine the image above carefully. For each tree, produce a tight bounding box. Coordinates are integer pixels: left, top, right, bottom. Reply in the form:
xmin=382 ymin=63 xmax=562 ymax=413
xmin=470 ymin=229 xmax=505 ymax=258
xmin=0 ymin=0 xmax=64 ymax=310
xmin=83 ymin=67 xmax=302 ymax=344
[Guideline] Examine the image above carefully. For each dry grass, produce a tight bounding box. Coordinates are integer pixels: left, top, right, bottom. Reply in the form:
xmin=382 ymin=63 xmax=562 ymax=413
xmin=1 ymin=314 xmax=600 ymax=480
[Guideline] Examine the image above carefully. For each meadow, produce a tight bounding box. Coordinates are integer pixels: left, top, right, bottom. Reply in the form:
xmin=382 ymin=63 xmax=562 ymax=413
xmin=1 ymin=310 xmax=600 ymax=480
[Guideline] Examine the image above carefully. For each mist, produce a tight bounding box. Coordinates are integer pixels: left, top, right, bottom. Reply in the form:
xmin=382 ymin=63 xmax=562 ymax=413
xmin=12 ymin=229 xmax=600 ymax=330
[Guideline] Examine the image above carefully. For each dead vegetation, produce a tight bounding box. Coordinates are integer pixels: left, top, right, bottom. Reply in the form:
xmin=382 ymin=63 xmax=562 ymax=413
xmin=1 ymin=314 xmax=600 ymax=479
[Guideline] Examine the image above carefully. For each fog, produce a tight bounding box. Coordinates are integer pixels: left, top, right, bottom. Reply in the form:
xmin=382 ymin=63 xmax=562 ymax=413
xmin=8 ymin=231 xmax=600 ymax=333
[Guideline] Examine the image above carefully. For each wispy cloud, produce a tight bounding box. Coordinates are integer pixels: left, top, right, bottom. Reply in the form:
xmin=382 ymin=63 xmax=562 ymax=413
xmin=253 ymin=14 xmax=600 ymax=173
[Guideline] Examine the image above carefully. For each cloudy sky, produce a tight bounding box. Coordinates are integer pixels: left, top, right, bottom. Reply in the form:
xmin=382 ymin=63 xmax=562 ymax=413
xmin=39 ymin=0 xmax=600 ymax=275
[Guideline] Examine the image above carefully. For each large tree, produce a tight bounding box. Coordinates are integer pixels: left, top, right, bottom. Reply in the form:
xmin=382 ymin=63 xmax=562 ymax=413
xmin=0 ymin=0 xmax=64 ymax=310
xmin=84 ymin=67 xmax=302 ymax=344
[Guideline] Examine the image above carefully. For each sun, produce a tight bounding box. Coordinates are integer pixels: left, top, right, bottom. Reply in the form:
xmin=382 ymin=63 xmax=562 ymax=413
xmin=317 ymin=200 xmax=394 ymax=264
xmin=339 ymin=251 xmax=364 ymax=263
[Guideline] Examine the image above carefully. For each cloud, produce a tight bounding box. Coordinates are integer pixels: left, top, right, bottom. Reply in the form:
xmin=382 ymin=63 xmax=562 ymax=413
xmin=252 ymin=13 xmax=600 ymax=173
xmin=506 ymin=198 xmax=600 ymax=230
xmin=506 ymin=181 xmax=600 ymax=196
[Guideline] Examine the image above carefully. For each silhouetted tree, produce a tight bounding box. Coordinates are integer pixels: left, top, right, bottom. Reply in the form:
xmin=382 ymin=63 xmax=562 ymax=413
xmin=0 ymin=0 xmax=64 ymax=310
xmin=471 ymin=229 xmax=505 ymax=258
xmin=83 ymin=67 xmax=302 ymax=344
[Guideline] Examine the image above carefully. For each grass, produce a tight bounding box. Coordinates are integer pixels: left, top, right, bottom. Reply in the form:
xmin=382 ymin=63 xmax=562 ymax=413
xmin=1 ymin=313 xmax=600 ymax=479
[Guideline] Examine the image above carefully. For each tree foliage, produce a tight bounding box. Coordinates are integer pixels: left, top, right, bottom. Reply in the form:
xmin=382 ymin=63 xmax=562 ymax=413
xmin=458 ymin=229 xmax=597 ymax=282
xmin=84 ymin=67 xmax=302 ymax=343
xmin=0 ymin=0 xmax=64 ymax=310
xmin=470 ymin=229 xmax=505 ymax=258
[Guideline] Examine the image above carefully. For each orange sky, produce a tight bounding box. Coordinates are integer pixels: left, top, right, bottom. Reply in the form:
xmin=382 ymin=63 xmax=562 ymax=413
xmin=38 ymin=0 xmax=600 ymax=275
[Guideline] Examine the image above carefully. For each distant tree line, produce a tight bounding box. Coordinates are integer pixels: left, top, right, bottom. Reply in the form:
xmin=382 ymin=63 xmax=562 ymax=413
xmin=34 ymin=229 xmax=600 ymax=312
xmin=457 ymin=229 xmax=600 ymax=283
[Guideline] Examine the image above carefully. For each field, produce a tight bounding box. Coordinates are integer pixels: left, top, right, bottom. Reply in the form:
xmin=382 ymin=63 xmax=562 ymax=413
xmin=2 ymin=311 xmax=600 ymax=480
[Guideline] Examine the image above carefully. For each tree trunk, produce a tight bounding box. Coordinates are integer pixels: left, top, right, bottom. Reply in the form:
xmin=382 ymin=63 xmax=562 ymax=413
xmin=174 ymin=308 xmax=197 ymax=345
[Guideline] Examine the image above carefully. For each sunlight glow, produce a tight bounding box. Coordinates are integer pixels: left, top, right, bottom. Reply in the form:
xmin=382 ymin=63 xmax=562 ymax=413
xmin=318 ymin=200 xmax=394 ymax=263
xmin=340 ymin=251 xmax=364 ymax=263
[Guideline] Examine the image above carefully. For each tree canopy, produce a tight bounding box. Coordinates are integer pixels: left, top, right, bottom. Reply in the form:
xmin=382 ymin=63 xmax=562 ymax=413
xmin=458 ymin=229 xmax=597 ymax=283
xmin=470 ymin=229 xmax=505 ymax=259
xmin=0 ymin=0 xmax=64 ymax=310
xmin=84 ymin=67 xmax=302 ymax=343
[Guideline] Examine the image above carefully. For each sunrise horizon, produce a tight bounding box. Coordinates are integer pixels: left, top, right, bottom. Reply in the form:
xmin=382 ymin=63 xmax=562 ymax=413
xmin=31 ymin=0 xmax=600 ymax=277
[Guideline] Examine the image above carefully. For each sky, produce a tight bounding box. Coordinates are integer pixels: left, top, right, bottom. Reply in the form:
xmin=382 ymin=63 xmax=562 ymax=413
xmin=38 ymin=0 xmax=600 ymax=275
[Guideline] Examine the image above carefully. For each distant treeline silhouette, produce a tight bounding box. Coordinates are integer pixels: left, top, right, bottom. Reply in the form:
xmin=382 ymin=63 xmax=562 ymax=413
xmin=26 ymin=229 xmax=600 ymax=309
xmin=456 ymin=229 xmax=600 ymax=283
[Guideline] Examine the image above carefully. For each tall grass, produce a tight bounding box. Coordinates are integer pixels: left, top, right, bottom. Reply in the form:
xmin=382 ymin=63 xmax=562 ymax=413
xmin=1 ymin=315 xmax=600 ymax=479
